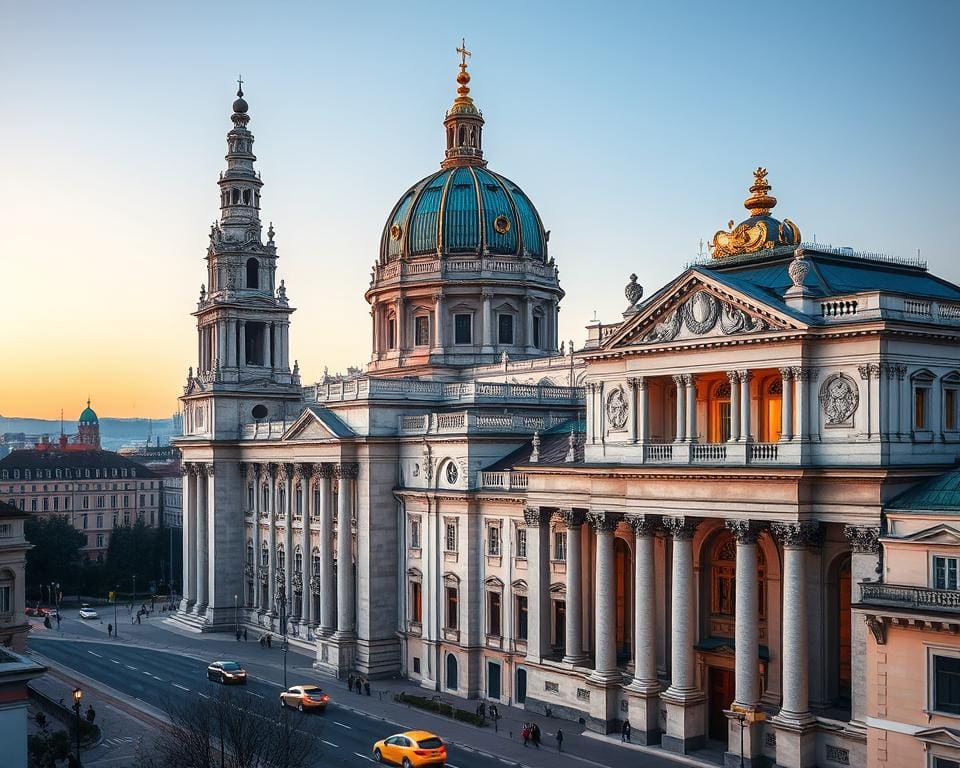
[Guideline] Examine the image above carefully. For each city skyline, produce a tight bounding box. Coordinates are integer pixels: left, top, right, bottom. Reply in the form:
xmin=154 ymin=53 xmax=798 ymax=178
xmin=4 ymin=0 xmax=959 ymax=418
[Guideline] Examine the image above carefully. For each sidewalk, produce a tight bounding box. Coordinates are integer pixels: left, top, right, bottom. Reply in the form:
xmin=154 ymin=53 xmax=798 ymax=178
xmin=26 ymin=612 xmax=722 ymax=768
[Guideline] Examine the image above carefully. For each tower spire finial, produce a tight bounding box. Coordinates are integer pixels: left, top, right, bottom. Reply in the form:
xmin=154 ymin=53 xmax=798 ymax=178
xmin=441 ymin=40 xmax=486 ymax=168
xmin=237 ymin=73 xmax=244 ymax=98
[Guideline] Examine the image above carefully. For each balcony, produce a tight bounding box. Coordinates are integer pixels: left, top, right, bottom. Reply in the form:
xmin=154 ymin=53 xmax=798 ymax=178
xmin=314 ymin=377 xmax=583 ymax=406
xmin=479 ymin=471 xmax=529 ymax=491
xmin=860 ymin=582 xmax=960 ymax=613
xmin=629 ymin=440 xmax=794 ymax=466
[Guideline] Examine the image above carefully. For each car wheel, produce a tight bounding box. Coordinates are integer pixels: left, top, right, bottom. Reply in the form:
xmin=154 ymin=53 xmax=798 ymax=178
xmin=297 ymin=702 xmax=304 ymax=712
xmin=373 ymin=748 xmax=383 ymax=763
xmin=280 ymin=699 xmax=286 ymax=709
xmin=402 ymin=758 xmax=412 ymax=768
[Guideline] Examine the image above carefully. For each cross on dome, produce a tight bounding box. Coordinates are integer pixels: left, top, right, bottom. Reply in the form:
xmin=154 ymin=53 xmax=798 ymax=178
xmin=457 ymin=38 xmax=471 ymax=68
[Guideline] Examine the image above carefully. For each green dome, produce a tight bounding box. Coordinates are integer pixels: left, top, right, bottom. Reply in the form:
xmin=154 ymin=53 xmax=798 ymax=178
xmin=79 ymin=400 xmax=98 ymax=424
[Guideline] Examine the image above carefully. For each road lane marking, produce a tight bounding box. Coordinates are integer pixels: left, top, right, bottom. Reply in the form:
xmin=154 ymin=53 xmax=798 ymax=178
xmin=352 ymin=753 xmax=374 ymax=763
xmin=247 ymin=691 xmax=264 ymax=699
xmin=171 ymin=683 xmax=190 ymax=691
xmin=198 ymin=693 xmax=210 ymax=699
xmin=321 ymin=740 xmax=339 ymax=748
xmin=110 ymin=659 xmax=120 ymax=664
xmin=125 ymin=665 xmax=137 ymax=671
xmin=142 ymin=671 xmax=153 ymax=676
xmin=333 ymin=721 xmax=352 ymax=729
xmin=87 ymin=650 xmax=102 ymax=658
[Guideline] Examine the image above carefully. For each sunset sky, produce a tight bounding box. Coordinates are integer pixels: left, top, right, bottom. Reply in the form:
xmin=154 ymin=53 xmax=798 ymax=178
xmin=3 ymin=1 xmax=958 ymax=419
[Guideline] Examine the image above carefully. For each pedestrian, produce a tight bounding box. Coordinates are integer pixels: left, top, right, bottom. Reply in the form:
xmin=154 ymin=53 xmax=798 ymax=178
xmin=364 ymin=680 xmax=371 ymax=696
xmin=56 ymin=613 xmax=61 ymax=629
xmin=532 ymin=722 xmax=541 ymax=749
xmin=621 ymin=718 xmax=631 ymax=743
xmin=86 ymin=705 xmax=96 ymax=724
xmin=44 ymin=615 xmax=51 ymax=629
xmin=521 ymin=723 xmax=530 ymax=747
xmin=107 ymin=623 xmax=113 ymax=638
xmin=136 ymin=611 xmax=141 ymax=625
xmin=347 ymin=673 xmax=355 ymax=690
xmin=355 ymin=678 xmax=363 ymax=695
xmin=556 ymin=728 xmax=564 ymax=752
xmin=266 ymin=633 xmax=272 ymax=648
xmin=243 ymin=628 xmax=248 ymax=642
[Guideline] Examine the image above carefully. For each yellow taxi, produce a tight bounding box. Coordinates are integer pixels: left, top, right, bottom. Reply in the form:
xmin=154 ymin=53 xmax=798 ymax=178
xmin=373 ymin=730 xmax=446 ymax=767
xmin=279 ymin=684 xmax=330 ymax=712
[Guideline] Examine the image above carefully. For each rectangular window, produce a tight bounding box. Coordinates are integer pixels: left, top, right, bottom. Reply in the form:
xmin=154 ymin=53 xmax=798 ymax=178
xmin=410 ymin=582 xmax=422 ymax=623
xmin=64 ymin=497 xmax=70 ymax=510
xmin=414 ymin=316 xmax=430 ymax=347
xmin=934 ymin=655 xmax=960 ymax=714
xmin=488 ymin=526 xmax=501 ymax=557
xmin=533 ymin=316 xmax=542 ymax=348
xmin=96 ymin=513 xmax=103 ymax=528
xmin=445 ymin=587 xmax=458 ymax=629
xmin=946 ymin=388 xmax=958 ymax=431
xmin=445 ymin=522 xmax=457 ymax=552
xmin=934 ymin=556 xmax=959 ymax=590
xmin=454 ymin=313 xmax=472 ymax=344
xmin=97 ymin=496 xmax=105 ymax=509
xmin=123 ymin=495 xmax=129 ymax=508
xmin=413 ymin=657 xmax=421 ymax=674
xmin=516 ymin=595 xmax=528 ymax=640
xmin=96 ymin=534 xmax=104 ymax=548
xmin=53 ymin=497 xmax=59 ymax=511
xmin=111 ymin=495 xmax=117 ymax=508
xmin=554 ymin=530 xmax=567 ymax=562
xmin=916 ymin=386 xmax=929 ymax=430
xmin=82 ymin=514 xmax=88 ymax=529
xmin=934 ymin=758 xmax=960 ymax=768
xmin=31 ymin=499 xmax=37 ymax=512
xmin=719 ymin=401 xmax=732 ymax=443
xmin=42 ymin=498 xmax=48 ymax=511
xmin=0 ymin=585 xmax=10 ymax=614
xmin=388 ymin=318 xmax=397 ymax=350
xmin=410 ymin=519 xmax=421 ymax=549
xmin=139 ymin=494 xmax=145 ymax=507
xmin=498 ymin=314 xmax=514 ymax=345
xmin=516 ymin=528 xmax=527 ymax=559
xmin=0 ymin=524 xmax=10 ymax=537
xmin=489 ymin=592 xmax=502 ymax=636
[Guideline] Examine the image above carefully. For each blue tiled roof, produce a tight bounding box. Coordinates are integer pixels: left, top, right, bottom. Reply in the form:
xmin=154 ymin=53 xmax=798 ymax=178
xmin=887 ymin=468 xmax=960 ymax=514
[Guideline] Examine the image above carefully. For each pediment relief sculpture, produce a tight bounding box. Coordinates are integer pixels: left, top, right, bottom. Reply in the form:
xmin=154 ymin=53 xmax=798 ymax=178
xmin=638 ymin=290 xmax=777 ymax=345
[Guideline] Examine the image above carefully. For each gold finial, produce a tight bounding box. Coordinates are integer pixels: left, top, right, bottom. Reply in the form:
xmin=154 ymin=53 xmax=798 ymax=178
xmin=455 ymin=38 xmax=472 ymax=98
xmin=744 ymin=166 xmax=777 ymax=216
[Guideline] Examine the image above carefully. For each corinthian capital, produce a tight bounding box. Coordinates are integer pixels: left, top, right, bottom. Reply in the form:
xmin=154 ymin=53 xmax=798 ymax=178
xmin=522 ymin=507 xmax=544 ymax=528
xmin=313 ymin=463 xmax=334 ymax=480
xmin=556 ymin=509 xmax=586 ymax=529
xmin=771 ymin=521 xmax=821 ymax=548
xmin=844 ymin=525 xmax=881 ymax=554
xmin=625 ymin=514 xmax=659 ymax=537
xmin=334 ymin=463 xmax=359 ymax=480
xmin=725 ymin=519 xmax=764 ymax=544
xmin=662 ymin=515 xmax=699 ymax=540
xmin=587 ymin=510 xmax=621 ymax=534
xmin=778 ymin=367 xmax=794 ymax=381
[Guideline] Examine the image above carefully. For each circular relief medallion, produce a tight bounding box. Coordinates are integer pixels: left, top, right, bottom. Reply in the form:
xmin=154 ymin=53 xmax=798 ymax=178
xmin=683 ymin=291 xmax=720 ymax=335
xmin=819 ymin=373 xmax=859 ymax=425
xmin=445 ymin=462 xmax=459 ymax=485
xmin=606 ymin=387 xmax=629 ymax=430
xmin=390 ymin=223 xmax=402 ymax=241
xmin=493 ymin=215 xmax=512 ymax=235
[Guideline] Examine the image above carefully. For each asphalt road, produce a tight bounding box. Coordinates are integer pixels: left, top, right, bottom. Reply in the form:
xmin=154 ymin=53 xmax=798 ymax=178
xmin=30 ymin=637 xmax=512 ymax=768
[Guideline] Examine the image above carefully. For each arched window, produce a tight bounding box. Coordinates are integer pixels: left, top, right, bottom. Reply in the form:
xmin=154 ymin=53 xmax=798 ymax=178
xmin=294 ymin=546 xmax=303 ymax=574
xmin=710 ymin=380 xmax=732 ymax=443
xmin=242 ymin=189 xmax=250 ymax=205
xmin=261 ymin=485 xmax=269 ymax=512
xmin=708 ymin=531 xmax=767 ymax=638
xmin=246 ymin=540 xmax=254 ymax=566
xmin=232 ymin=188 xmax=240 ymax=204
xmin=295 ymin=486 xmax=303 ymax=519
xmin=458 ymin=126 xmax=465 ymax=146
xmin=277 ymin=545 xmax=285 ymax=572
xmin=260 ymin=541 xmax=269 ymax=566
xmin=246 ymin=258 xmax=259 ymax=289
xmin=312 ymin=546 xmax=321 ymax=576
xmin=446 ymin=653 xmax=459 ymax=690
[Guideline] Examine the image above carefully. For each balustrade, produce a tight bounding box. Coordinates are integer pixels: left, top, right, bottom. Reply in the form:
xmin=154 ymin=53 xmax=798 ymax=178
xmin=861 ymin=582 xmax=960 ymax=611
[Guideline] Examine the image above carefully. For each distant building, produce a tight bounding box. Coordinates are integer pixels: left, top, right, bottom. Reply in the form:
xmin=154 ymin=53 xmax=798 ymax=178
xmin=0 ymin=500 xmax=30 ymax=651
xmin=0 ymin=446 xmax=161 ymax=561
xmin=75 ymin=399 xmax=101 ymax=448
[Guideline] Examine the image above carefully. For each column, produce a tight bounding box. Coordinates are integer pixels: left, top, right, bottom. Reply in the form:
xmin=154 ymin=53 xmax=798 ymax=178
xmin=559 ymin=510 xmax=587 ymax=664
xmin=627 ymin=379 xmax=638 ymax=443
xmin=225 ymin=319 xmax=235 ymax=367
xmin=792 ymin=367 xmax=807 ymax=440
xmin=726 ymin=520 xmax=761 ymax=707
xmin=684 ymin=374 xmax=697 ymax=442
xmin=879 ymin=363 xmax=890 ymax=439
xmin=334 ymin=463 xmax=358 ymax=639
xmin=181 ymin=465 xmax=197 ymax=609
xmin=673 ymin=375 xmax=686 ymax=442
xmin=481 ymin=290 xmax=493 ymax=352
xmin=626 ymin=514 xmax=661 ymax=744
xmin=267 ymin=465 xmax=277 ymax=615
xmin=252 ymin=465 xmax=261 ymax=611
xmin=727 ymin=370 xmax=741 ymax=442
xmin=433 ymin=292 xmax=445 ymax=351
xmin=396 ymin=298 xmax=406 ymax=351
xmin=844 ymin=525 xmax=881 ymax=725
xmin=318 ymin=465 xmax=335 ymax=634
xmin=283 ymin=465 xmax=293 ymax=623
xmin=523 ymin=507 xmax=550 ymax=663
xmin=896 ymin=364 xmax=908 ymax=440
xmin=739 ymin=370 xmax=753 ymax=441
xmin=637 ymin=378 xmax=648 ymax=443
xmin=524 ymin=296 xmax=535 ymax=352
xmin=300 ymin=465 xmax=311 ymax=624
xmin=588 ymin=511 xmax=621 ymax=682
xmin=661 ymin=515 xmax=704 ymax=755
xmin=195 ymin=464 xmax=209 ymax=611
xmin=271 ymin=323 xmax=280 ymax=368
xmin=238 ymin=321 xmax=247 ymax=367
xmin=262 ymin=322 xmax=271 ymax=368
xmin=772 ymin=522 xmax=819 ymax=768
xmin=779 ymin=367 xmax=794 ymax=441
xmin=869 ymin=364 xmax=882 ymax=441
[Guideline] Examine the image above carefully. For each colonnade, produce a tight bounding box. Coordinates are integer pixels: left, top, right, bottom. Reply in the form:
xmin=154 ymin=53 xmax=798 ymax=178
xmin=522 ymin=506 xmax=877 ymax=765
xmin=180 ymin=460 xmax=357 ymax=642
xmin=197 ymin=318 xmax=289 ymax=372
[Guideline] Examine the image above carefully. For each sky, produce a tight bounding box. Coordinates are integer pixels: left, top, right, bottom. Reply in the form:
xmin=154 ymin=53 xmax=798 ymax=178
xmin=2 ymin=1 xmax=958 ymax=419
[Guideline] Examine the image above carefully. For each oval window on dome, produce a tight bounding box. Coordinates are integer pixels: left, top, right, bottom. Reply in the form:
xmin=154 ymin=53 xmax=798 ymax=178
xmin=493 ymin=215 xmax=511 ymax=235
xmin=390 ymin=224 xmax=402 ymax=241
xmin=251 ymin=404 xmax=268 ymax=420
xmin=445 ymin=463 xmax=459 ymax=485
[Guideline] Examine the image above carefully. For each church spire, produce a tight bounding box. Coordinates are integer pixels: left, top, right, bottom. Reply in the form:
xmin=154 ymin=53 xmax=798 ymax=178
xmin=441 ymin=40 xmax=486 ymax=169
xmin=218 ymin=77 xmax=263 ymax=233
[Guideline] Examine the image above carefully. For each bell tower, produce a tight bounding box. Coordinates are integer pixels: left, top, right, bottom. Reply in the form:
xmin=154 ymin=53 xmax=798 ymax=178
xmin=181 ymin=82 xmax=301 ymax=440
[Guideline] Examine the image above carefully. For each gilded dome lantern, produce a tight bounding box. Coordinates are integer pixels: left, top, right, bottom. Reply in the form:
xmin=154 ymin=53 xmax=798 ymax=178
xmin=710 ymin=168 xmax=801 ymax=258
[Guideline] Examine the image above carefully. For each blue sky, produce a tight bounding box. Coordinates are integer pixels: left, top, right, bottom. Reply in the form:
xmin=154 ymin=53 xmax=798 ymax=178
xmin=2 ymin=1 xmax=958 ymax=417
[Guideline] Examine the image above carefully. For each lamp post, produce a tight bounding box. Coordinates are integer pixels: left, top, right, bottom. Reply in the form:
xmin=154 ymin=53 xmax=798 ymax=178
xmin=72 ymin=687 xmax=83 ymax=768
xmin=277 ymin=582 xmax=288 ymax=690
xmin=113 ymin=586 xmax=119 ymax=640
xmin=736 ymin=712 xmax=746 ymax=768
xmin=234 ymin=594 xmax=239 ymax=638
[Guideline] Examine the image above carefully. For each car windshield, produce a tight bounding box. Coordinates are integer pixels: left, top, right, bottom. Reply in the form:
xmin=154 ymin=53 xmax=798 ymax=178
xmin=221 ymin=662 xmax=242 ymax=671
xmin=416 ymin=737 xmax=443 ymax=749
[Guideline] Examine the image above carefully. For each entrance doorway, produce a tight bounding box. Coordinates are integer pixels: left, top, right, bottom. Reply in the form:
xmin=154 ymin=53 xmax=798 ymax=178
xmin=516 ymin=668 xmax=527 ymax=704
xmin=839 ymin=558 xmax=852 ymax=699
xmin=487 ymin=661 xmax=501 ymax=700
xmin=708 ymin=667 xmax=734 ymax=741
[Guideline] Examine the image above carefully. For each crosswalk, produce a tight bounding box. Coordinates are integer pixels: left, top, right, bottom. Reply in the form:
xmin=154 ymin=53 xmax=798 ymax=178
xmin=103 ymin=736 xmax=138 ymax=747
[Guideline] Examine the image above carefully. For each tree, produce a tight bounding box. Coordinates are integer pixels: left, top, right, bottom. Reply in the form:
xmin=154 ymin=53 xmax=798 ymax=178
xmin=105 ymin=519 xmax=164 ymax=594
xmin=24 ymin=515 xmax=86 ymax=597
xmin=136 ymin=689 xmax=320 ymax=768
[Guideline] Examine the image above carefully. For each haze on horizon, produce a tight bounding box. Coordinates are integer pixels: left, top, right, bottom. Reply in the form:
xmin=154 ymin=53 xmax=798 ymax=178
xmin=3 ymin=0 xmax=958 ymax=419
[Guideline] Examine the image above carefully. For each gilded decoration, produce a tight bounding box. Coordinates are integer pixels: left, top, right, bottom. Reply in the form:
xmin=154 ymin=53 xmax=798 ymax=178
xmin=709 ymin=168 xmax=801 ymax=258
xmin=605 ymin=386 xmax=629 ymax=430
xmin=390 ymin=224 xmax=402 ymax=241
xmin=820 ymin=373 xmax=859 ymax=425
xmin=641 ymin=290 xmax=772 ymax=344
xmin=493 ymin=215 xmax=511 ymax=234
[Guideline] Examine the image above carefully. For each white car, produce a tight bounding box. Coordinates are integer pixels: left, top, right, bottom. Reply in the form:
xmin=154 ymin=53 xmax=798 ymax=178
xmin=78 ymin=607 xmax=99 ymax=620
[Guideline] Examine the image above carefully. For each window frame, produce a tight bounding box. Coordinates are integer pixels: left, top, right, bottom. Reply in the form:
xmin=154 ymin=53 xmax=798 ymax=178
xmin=454 ymin=313 xmax=473 ymax=345
xmin=414 ymin=314 xmax=431 ymax=347
xmin=932 ymin=554 xmax=960 ymax=591
xmin=497 ymin=313 xmax=514 ymax=345
xmin=930 ymin=649 xmax=960 ymax=717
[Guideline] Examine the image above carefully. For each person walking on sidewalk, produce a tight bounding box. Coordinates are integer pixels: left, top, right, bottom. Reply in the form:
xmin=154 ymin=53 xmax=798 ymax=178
xmin=266 ymin=633 xmax=272 ymax=648
xmin=243 ymin=628 xmax=248 ymax=642
xmin=364 ymin=679 xmax=371 ymax=696
xmin=531 ymin=722 xmax=541 ymax=749
xmin=621 ymin=718 xmax=631 ymax=743
xmin=347 ymin=673 xmax=355 ymax=691
xmin=107 ymin=623 xmax=113 ymax=639
xmin=556 ymin=728 xmax=564 ymax=752
xmin=521 ymin=723 xmax=530 ymax=747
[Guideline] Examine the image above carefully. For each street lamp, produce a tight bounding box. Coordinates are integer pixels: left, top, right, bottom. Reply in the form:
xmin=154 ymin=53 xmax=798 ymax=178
xmin=113 ymin=586 xmax=119 ymax=640
xmin=234 ymin=594 xmax=239 ymax=639
xmin=736 ymin=712 xmax=746 ymax=768
xmin=72 ymin=687 xmax=83 ymax=768
xmin=277 ymin=583 xmax=288 ymax=690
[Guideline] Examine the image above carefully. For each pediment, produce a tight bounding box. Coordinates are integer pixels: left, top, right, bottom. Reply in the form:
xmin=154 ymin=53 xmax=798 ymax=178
xmin=901 ymin=524 xmax=960 ymax=545
xmin=281 ymin=408 xmax=353 ymax=441
xmin=604 ymin=270 xmax=806 ymax=351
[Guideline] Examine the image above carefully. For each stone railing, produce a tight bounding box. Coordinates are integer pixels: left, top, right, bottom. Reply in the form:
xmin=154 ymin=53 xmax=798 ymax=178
xmin=479 ymin=471 xmax=529 ymax=490
xmin=749 ymin=443 xmax=779 ymax=461
xmin=241 ymin=420 xmax=289 ymax=439
xmin=643 ymin=443 xmax=674 ymax=462
xmin=398 ymin=412 xmax=567 ymax=436
xmin=860 ymin=582 xmax=960 ymax=612
xmin=372 ymin=257 xmax=559 ymax=284
xmin=316 ymin=378 xmax=583 ymax=405
xmin=691 ymin=443 xmax=727 ymax=462
xmin=821 ymin=299 xmax=859 ymax=318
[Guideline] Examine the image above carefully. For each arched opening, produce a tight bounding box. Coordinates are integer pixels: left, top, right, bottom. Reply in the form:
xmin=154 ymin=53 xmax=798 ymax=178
xmin=838 ymin=556 xmax=852 ymax=700
xmin=243 ymin=189 xmax=251 ymax=205
xmin=458 ymin=126 xmax=465 ymax=147
xmin=516 ymin=667 xmax=527 ymax=704
xmin=232 ymin=188 xmax=240 ymax=204
xmin=614 ymin=537 xmax=632 ymax=663
xmin=759 ymin=375 xmax=783 ymax=442
xmin=446 ymin=653 xmax=459 ymax=690
xmin=708 ymin=379 xmax=733 ymax=443
xmin=246 ymin=258 xmax=259 ymax=289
